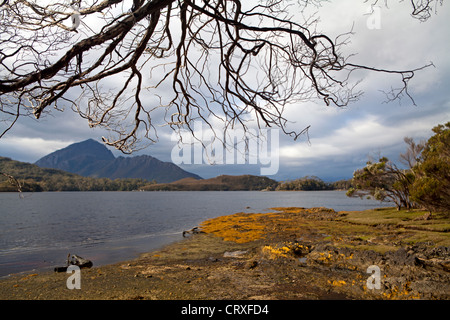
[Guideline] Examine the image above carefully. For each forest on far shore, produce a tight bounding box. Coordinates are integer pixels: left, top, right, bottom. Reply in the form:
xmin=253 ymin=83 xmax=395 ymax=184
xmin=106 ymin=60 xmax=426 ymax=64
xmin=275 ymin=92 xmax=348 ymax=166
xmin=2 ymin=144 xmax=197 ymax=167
xmin=0 ymin=156 xmax=350 ymax=192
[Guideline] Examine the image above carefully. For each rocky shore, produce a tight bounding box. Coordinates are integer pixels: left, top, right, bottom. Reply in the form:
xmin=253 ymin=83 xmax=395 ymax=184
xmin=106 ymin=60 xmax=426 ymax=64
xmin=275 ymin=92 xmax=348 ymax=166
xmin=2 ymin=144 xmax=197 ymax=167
xmin=0 ymin=207 xmax=448 ymax=300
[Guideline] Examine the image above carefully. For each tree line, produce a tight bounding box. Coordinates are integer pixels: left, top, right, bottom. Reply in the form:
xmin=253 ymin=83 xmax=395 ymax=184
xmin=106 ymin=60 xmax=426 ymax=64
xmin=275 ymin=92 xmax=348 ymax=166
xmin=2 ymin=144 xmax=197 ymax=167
xmin=3 ymin=121 xmax=448 ymax=213
xmin=347 ymin=122 xmax=449 ymax=214
xmin=275 ymin=176 xmax=352 ymax=191
xmin=1 ymin=156 xmax=353 ymax=193
xmin=0 ymin=157 xmax=153 ymax=192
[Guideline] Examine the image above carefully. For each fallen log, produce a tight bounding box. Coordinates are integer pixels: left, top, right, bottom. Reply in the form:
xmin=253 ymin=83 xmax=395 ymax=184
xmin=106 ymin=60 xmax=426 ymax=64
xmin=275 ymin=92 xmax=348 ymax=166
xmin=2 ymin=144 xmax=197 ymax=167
xmin=54 ymin=253 xmax=93 ymax=272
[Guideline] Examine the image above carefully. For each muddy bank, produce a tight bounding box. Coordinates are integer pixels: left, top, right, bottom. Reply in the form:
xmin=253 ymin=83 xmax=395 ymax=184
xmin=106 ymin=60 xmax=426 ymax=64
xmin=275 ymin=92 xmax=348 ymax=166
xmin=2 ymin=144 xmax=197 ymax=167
xmin=0 ymin=207 xmax=448 ymax=300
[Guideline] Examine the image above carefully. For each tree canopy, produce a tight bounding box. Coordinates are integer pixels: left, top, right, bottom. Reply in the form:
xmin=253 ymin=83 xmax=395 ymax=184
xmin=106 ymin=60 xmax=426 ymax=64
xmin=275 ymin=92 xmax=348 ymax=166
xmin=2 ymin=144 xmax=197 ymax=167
xmin=410 ymin=122 xmax=450 ymax=213
xmin=347 ymin=122 xmax=450 ymax=215
xmin=0 ymin=0 xmax=440 ymax=152
xmin=346 ymin=156 xmax=417 ymax=210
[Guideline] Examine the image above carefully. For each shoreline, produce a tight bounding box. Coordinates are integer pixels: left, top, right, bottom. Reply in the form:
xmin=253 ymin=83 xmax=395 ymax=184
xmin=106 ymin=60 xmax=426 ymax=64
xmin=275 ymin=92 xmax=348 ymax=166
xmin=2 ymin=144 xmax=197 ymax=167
xmin=0 ymin=206 xmax=448 ymax=300
xmin=0 ymin=230 xmax=185 ymax=279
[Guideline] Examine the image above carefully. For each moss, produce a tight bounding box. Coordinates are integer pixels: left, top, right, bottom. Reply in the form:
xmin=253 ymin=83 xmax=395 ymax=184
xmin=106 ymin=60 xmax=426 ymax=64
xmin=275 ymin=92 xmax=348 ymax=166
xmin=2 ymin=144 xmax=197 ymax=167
xmin=337 ymin=207 xmax=426 ymax=225
xmin=201 ymin=206 xmax=450 ymax=249
xmin=200 ymin=212 xmax=273 ymax=243
xmin=336 ymin=243 xmax=397 ymax=254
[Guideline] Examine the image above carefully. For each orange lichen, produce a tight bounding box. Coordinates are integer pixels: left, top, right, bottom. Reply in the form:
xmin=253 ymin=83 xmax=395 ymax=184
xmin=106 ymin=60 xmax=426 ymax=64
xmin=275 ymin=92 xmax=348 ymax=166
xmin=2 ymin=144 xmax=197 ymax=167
xmin=380 ymin=283 xmax=421 ymax=300
xmin=262 ymin=244 xmax=291 ymax=259
xmin=271 ymin=207 xmax=336 ymax=215
xmin=200 ymin=207 xmax=337 ymax=244
xmin=200 ymin=212 xmax=272 ymax=243
xmin=328 ymin=280 xmax=347 ymax=287
xmin=270 ymin=207 xmax=306 ymax=214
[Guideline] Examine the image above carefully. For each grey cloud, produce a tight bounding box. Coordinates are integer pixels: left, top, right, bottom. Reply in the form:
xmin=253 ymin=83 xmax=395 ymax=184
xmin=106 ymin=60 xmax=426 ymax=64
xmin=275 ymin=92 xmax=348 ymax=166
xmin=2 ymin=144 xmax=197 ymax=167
xmin=1 ymin=1 xmax=449 ymax=182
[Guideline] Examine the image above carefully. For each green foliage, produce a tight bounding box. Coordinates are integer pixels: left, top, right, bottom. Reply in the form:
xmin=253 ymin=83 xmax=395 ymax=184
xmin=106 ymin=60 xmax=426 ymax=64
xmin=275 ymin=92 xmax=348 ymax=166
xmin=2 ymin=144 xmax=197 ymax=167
xmin=348 ymin=122 xmax=449 ymax=214
xmin=276 ymin=176 xmax=334 ymax=191
xmin=410 ymin=122 xmax=450 ymax=213
xmin=348 ymin=156 xmax=416 ymax=210
xmin=0 ymin=156 xmax=353 ymax=193
xmin=0 ymin=157 xmax=153 ymax=192
xmin=331 ymin=179 xmax=353 ymax=190
xmin=144 ymin=174 xmax=279 ymax=191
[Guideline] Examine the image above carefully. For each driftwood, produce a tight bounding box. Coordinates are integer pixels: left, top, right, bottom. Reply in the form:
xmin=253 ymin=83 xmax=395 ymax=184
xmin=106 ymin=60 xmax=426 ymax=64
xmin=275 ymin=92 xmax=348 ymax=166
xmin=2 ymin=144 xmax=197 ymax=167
xmin=182 ymin=227 xmax=204 ymax=238
xmin=54 ymin=254 xmax=93 ymax=273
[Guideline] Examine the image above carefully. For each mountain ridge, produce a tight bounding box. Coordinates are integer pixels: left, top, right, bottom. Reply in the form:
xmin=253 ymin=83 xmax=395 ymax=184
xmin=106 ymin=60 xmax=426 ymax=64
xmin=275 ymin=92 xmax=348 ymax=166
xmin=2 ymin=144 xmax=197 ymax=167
xmin=1 ymin=155 xmax=352 ymax=192
xmin=1 ymin=156 xmax=279 ymax=192
xmin=0 ymin=156 xmax=149 ymax=192
xmin=34 ymin=139 xmax=202 ymax=183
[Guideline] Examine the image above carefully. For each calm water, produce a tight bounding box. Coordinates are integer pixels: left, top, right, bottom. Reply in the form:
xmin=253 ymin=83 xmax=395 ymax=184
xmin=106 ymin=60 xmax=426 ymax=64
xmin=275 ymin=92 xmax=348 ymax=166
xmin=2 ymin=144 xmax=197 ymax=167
xmin=0 ymin=191 xmax=389 ymax=277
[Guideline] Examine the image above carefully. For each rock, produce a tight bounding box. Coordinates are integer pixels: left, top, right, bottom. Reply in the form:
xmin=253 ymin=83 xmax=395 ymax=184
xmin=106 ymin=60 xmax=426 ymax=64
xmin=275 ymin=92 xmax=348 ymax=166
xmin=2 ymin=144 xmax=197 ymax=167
xmin=291 ymin=242 xmax=312 ymax=257
xmin=247 ymin=260 xmax=258 ymax=269
xmin=386 ymin=248 xmax=420 ymax=266
xmin=208 ymin=257 xmax=219 ymax=262
xmin=54 ymin=254 xmax=93 ymax=272
xmin=223 ymin=250 xmax=248 ymax=258
xmin=70 ymin=254 xmax=93 ymax=268
xmin=428 ymin=246 xmax=450 ymax=259
xmin=183 ymin=227 xmax=204 ymax=237
xmin=416 ymin=257 xmax=450 ymax=271
xmin=410 ymin=280 xmax=450 ymax=298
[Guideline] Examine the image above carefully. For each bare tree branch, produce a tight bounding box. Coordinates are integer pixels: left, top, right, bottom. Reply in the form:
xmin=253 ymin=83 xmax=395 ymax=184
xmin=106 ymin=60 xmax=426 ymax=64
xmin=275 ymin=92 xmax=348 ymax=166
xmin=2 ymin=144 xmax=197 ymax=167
xmin=1 ymin=171 xmax=24 ymax=195
xmin=0 ymin=0 xmax=440 ymax=152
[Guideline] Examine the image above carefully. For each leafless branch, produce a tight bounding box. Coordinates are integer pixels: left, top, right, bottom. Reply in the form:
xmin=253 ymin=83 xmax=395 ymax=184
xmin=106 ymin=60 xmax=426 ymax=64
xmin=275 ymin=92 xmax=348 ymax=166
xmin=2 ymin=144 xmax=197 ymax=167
xmin=0 ymin=0 xmax=440 ymax=152
xmin=1 ymin=171 xmax=24 ymax=195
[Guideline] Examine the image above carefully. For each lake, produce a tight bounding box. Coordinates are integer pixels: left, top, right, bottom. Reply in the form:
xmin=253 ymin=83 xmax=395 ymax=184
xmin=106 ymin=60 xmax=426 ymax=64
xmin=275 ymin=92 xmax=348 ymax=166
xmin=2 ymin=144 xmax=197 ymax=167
xmin=0 ymin=191 xmax=390 ymax=277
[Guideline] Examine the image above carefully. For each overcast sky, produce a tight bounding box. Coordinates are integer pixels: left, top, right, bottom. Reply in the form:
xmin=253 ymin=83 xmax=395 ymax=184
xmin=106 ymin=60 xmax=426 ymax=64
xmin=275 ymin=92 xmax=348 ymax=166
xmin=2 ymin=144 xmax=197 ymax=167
xmin=0 ymin=1 xmax=449 ymax=182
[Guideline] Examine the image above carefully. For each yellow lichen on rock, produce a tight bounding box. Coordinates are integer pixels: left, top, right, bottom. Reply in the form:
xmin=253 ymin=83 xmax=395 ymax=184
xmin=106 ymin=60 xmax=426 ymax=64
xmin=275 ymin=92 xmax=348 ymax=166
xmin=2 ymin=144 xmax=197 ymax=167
xmin=328 ymin=280 xmax=347 ymax=287
xmin=261 ymin=245 xmax=291 ymax=259
xmin=200 ymin=212 xmax=271 ymax=243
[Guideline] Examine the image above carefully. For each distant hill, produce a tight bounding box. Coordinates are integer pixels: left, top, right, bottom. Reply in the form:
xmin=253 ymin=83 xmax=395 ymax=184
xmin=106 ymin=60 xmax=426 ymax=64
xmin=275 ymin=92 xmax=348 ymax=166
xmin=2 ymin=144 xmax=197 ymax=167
xmin=1 ymin=156 xmax=352 ymax=192
xmin=1 ymin=157 xmax=276 ymax=192
xmin=0 ymin=156 xmax=149 ymax=192
xmin=143 ymin=174 xmax=279 ymax=191
xmin=34 ymin=139 xmax=202 ymax=183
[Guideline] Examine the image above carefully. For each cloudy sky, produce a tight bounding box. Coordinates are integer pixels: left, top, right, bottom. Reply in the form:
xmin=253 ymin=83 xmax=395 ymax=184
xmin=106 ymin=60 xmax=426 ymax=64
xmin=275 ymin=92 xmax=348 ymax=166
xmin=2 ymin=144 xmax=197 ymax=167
xmin=1 ymin=1 xmax=449 ymax=182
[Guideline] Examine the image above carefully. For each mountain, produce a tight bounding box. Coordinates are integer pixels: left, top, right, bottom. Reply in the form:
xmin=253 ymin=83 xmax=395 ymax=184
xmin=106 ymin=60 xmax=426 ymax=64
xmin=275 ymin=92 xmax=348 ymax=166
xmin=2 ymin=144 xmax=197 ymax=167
xmin=143 ymin=174 xmax=279 ymax=191
xmin=35 ymin=139 xmax=202 ymax=183
xmin=1 ymin=157 xmax=276 ymax=192
xmin=35 ymin=139 xmax=115 ymax=176
xmin=92 ymin=155 xmax=202 ymax=182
